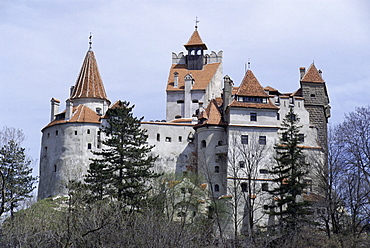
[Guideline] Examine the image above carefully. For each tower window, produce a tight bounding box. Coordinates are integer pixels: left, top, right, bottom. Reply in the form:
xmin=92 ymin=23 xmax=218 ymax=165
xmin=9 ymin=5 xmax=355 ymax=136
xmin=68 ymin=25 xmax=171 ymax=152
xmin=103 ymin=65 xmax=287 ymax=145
xmin=177 ymin=100 xmax=184 ymax=104
xmin=215 ymin=166 xmax=220 ymax=173
xmin=192 ymin=99 xmax=199 ymax=103
xmin=241 ymin=135 xmax=248 ymax=144
xmin=54 ymin=164 xmax=57 ymax=172
xmin=44 ymin=147 xmax=47 ymax=157
xmin=277 ymin=113 xmax=280 ymax=120
xmin=214 ymin=184 xmax=220 ymax=192
xmin=175 ymin=115 xmax=182 ymax=119
xmin=250 ymin=113 xmax=257 ymax=121
xmin=241 ymin=183 xmax=248 ymax=192
xmin=56 ymin=130 xmax=58 ymax=136
xmin=157 ymin=133 xmax=160 ymax=142
xmin=47 ymin=133 xmax=50 ymax=138
xmin=75 ymin=131 xmax=77 ymax=135
xmin=262 ymin=183 xmax=269 ymax=191
xmin=165 ymin=137 xmax=171 ymax=142
xmin=239 ymin=161 xmax=245 ymax=168
xmin=259 ymin=136 xmax=266 ymax=145
xmin=178 ymin=136 xmax=182 ymax=142
xmin=87 ymin=143 xmax=92 ymax=149
xmin=201 ymin=140 xmax=207 ymax=148
xmin=311 ymin=94 xmax=316 ymax=97
xmin=87 ymin=129 xmax=90 ymax=134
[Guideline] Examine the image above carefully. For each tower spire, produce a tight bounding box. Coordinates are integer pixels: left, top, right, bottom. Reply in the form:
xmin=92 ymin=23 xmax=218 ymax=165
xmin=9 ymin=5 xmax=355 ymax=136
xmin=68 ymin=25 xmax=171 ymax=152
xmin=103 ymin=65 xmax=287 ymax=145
xmin=195 ymin=17 xmax=199 ymax=30
xmin=89 ymin=32 xmax=93 ymax=51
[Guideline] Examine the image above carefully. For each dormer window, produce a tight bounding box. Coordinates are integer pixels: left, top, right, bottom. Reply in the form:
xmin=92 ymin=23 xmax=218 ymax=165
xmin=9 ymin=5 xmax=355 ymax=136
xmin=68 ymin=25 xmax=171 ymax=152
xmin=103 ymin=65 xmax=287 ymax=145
xmin=237 ymin=96 xmax=267 ymax=103
xmin=96 ymin=108 xmax=102 ymax=116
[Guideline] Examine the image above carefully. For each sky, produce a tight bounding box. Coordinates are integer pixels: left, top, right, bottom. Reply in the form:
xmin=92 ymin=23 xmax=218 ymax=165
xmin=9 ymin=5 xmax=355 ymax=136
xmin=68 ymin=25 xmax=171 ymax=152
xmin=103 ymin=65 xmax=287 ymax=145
xmin=1 ymin=0 xmax=370 ymax=176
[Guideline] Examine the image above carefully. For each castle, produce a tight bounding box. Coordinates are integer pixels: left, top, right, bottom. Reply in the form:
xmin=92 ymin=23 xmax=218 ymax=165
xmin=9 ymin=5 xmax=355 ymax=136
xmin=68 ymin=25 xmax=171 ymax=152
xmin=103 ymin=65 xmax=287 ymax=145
xmin=38 ymin=26 xmax=330 ymax=230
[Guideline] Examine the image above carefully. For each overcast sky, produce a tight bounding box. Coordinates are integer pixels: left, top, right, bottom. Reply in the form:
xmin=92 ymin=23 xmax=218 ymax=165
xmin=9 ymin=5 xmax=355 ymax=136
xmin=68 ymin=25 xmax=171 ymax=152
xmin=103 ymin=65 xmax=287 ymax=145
xmin=1 ymin=0 xmax=370 ymax=174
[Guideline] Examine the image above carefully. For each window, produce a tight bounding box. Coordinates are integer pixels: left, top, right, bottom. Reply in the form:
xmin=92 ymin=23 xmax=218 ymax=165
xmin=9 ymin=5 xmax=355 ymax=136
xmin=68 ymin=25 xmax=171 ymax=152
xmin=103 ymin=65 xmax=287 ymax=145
xmin=299 ymin=134 xmax=305 ymax=143
xmin=87 ymin=143 xmax=92 ymax=149
xmin=56 ymin=130 xmax=58 ymax=136
xmin=192 ymin=99 xmax=199 ymax=103
xmin=310 ymin=94 xmax=316 ymax=97
xmin=96 ymin=108 xmax=102 ymax=116
xmin=44 ymin=147 xmax=47 ymax=157
xmin=201 ymin=140 xmax=207 ymax=148
xmin=241 ymin=135 xmax=248 ymax=144
xmin=87 ymin=129 xmax=90 ymax=134
xmin=97 ymin=131 xmax=101 ymax=136
xmin=277 ymin=113 xmax=280 ymax=120
xmin=217 ymin=140 xmax=223 ymax=146
xmin=239 ymin=161 xmax=245 ymax=168
xmin=259 ymin=136 xmax=266 ymax=145
xmin=47 ymin=133 xmax=50 ymax=138
xmin=177 ymin=100 xmax=184 ymax=104
xmin=175 ymin=115 xmax=182 ymax=119
xmin=156 ymin=133 xmax=160 ymax=142
xmin=54 ymin=164 xmax=57 ymax=172
xmin=262 ymin=183 xmax=269 ymax=191
xmin=263 ymin=205 xmax=269 ymax=210
xmin=241 ymin=183 xmax=248 ymax=192
xmin=165 ymin=137 xmax=171 ymax=142
xmin=215 ymin=166 xmax=220 ymax=173
xmin=97 ymin=144 xmax=100 ymax=149
xmin=250 ymin=113 xmax=257 ymax=121
xmin=75 ymin=131 xmax=78 ymax=135
xmin=178 ymin=136 xmax=182 ymax=142
xmin=259 ymin=169 xmax=269 ymax=174
xmin=214 ymin=184 xmax=220 ymax=192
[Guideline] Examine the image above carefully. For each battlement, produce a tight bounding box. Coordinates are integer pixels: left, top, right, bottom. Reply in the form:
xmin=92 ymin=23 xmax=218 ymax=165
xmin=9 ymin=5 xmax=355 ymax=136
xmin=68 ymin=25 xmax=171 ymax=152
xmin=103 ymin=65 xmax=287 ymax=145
xmin=171 ymin=50 xmax=223 ymax=65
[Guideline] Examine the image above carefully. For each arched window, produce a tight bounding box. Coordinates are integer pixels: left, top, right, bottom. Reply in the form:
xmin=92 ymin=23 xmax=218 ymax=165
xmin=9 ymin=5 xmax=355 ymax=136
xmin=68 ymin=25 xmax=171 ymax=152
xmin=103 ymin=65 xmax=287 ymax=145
xmin=87 ymin=129 xmax=90 ymax=134
xmin=215 ymin=166 xmax=220 ymax=173
xmin=214 ymin=184 xmax=220 ymax=192
xmin=197 ymin=49 xmax=202 ymax=55
xmin=201 ymin=140 xmax=206 ymax=148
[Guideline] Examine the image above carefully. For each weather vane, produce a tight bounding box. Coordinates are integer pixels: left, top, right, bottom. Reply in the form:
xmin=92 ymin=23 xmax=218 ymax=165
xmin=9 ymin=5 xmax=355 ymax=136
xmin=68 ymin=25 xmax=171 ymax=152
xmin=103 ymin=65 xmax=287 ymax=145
xmin=195 ymin=17 xmax=199 ymax=30
xmin=89 ymin=32 xmax=93 ymax=51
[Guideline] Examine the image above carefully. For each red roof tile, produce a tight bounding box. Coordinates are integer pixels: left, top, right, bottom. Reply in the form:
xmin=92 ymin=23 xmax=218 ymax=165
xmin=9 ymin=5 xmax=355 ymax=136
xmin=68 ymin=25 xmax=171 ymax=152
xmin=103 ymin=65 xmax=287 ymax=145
xmin=166 ymin=63 xmax=221 ymax=91
xmin=235 ymin=70 xmax=269 ymax=97
xmin=301 ymin=64 xmax=324 ymax=83
xmin=184 ymin=30 xmax=207 ymax=50
xmin=70 ymin=51 xmax=110 ymax=102
xmin=196 ymin=99 xmax=227 ymax=127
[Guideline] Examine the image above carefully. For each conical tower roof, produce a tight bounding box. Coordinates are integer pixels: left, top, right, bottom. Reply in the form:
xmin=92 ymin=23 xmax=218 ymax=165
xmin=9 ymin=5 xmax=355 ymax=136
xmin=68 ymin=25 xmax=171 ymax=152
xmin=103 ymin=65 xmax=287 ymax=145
xmin=184 ymin=29 xmax=208 ymax=50
xmin=70 ymin=50 xmax=109 ymax=102
xmin=301 ymin=63 xmax=324 ymax=83
xmin=235 ymin=70 xmax=269 ymax=97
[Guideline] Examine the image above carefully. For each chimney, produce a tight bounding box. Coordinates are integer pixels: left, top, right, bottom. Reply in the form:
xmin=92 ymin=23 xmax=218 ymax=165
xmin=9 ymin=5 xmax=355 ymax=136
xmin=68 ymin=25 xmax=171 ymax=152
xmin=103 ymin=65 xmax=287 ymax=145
xmin=223 ymin=75 xmax=233 ymax=113
xmin=299 ymin=67 xmax=306 ymax=80
xmin=174 ymin=72 xmax=179 ymax=88
xmin=184 ymin=74 xmax=193 ymax=118
xmin=65 ymin=99 xmax=73 ymax=120
xmin=318 ymin=69 xmax=323 ymax=79
xmin=198 ymin=102 xmax=204 ymax=116
xmin=50 ymin=98 xmax=60 ymax=122
xmin=70 ymin=86 xmax=75 ymax=97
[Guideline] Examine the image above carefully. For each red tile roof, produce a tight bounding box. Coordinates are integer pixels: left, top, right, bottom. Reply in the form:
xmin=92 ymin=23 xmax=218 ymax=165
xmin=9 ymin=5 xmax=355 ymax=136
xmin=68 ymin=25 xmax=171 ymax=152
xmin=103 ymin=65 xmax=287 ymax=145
xmin=166 ymin=63 xmax=221 ymax=91
xmin=70 ymin=51 xmax=110 ymax=102
xmin=43 ymin=105 xmax=101 ymax=130
xmin=235 ymin=70 xmax=269 ymax=97
xmin=184 ymin=30 xmax=207 ymax=50
xmin=196 ymin=99 xmax=227 ymax=127
xmin=301 ymin=64 xmax=324 ymax=83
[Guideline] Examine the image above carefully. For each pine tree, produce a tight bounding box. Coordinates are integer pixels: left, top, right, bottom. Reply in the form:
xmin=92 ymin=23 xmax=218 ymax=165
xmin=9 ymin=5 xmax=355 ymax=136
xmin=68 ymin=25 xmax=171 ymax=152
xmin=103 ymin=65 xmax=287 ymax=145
xmin=0 ymin=140 xmax=37 ymax=217
xmin=268 ymin=108 xmax=311 ymax=233
xmin=85 ymin=101 xmax=159 ymax=209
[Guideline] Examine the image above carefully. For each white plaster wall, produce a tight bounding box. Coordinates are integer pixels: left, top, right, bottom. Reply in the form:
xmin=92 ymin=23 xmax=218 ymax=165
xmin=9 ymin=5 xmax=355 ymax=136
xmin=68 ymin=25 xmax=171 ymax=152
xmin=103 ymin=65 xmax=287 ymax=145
xmin=72 ymin=98 xmax=110 ymax=115
xmin=166 ymin=91 xmax=184 ymax=121
xmin=142 ymin=122 xmax=196 ymax=174
xmin=205 ymin=64 xmax=223 ymax=103
xmin=229 ymin=108 xmax=278 ymax=127
xmin=38 ymin=122 xmax=102 ymax=199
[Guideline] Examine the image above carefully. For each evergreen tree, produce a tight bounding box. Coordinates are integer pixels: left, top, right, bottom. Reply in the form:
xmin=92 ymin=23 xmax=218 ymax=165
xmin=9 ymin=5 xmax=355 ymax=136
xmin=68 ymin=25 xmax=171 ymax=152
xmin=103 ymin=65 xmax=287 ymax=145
xmin=268 ymin=108 xmax=311 ymax=233
xmin=0 ymin=140 xmax=37 ymax=217
xmin=85 ymin=101 xmax=159 ymax=209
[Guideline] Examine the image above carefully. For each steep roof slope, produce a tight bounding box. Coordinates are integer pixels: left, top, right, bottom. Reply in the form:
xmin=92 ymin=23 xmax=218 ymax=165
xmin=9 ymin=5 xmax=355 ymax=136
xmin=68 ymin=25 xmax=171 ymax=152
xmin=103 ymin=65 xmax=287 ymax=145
xmin=301 ymin=64 xmax=324 ymax=83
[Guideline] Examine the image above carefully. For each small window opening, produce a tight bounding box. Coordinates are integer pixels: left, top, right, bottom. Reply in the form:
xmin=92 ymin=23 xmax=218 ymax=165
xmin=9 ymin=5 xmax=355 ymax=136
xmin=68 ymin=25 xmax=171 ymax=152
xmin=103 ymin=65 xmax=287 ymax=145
xmin=201 ymin=140 xmax=207 ymax=148
xmin=311 ymin=94 xmax=316 ymax=97
xmin=260 ymin=169 xmax=269 ymax=174
xmin=250 ymin=113 xmax=257 ymax=121
xmin=165 ymin=137 xmax=171 ymax=142
xmin=239 ymin=161 xmax=245 ymax=168
xmin=277 ymin=113 xmax=280 ymax=120
xmin=215 ymin=166 xmax=220 ymax=173
xmin=56 ymin=130 xmax=58 ymax=136
xmin=44 ymin=147 xmax=47 ymax=157
xmin=177 ymin=100 xmax=184 ymax=104
xmin=262 ymin=183 xmax=269 ymax=191
xmin=96 ymin=108 xmax=102 ymax=116
xmin=178 ymin=136 xmax=182 ymax=142
xmin=175 ymin=115 xmax=182 ymax=119
xmin=263 ymin=205 xmax=269 ymax=210
xmin=217 ymin=140 xmax=223 ymax=146
xmin=47 ymin=133 xmax=50 ymax=138
xmin=241 ymin=135 xmax=248 ymax=144
xmin=54 ymin=164 xmax=57 ymax=172
xmin=157 ymin=133 xmax=160 ymax=142
xmin=214 ymin=184 xmax=220 ymax=192
xmin=192 ymin=99 xmax=199 ymax=103
xmin=241 ymin=183 xmax=248 ymax=192
xmin=75 ymin=131 xmax=78 ymax=135
xmin=87 ymin=143 xmax=92 ymax=149
xmin=87 ymin=129 xmax=90 ymax=134
xmin=259 ymin=136 xmax=267 ymax=145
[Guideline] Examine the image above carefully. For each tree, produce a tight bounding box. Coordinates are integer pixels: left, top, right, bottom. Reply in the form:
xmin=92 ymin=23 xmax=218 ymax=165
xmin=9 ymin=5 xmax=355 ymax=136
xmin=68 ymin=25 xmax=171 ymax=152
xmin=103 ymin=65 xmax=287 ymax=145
xmin=0 ymin=137 xmax=37 ymax=218
xmin=85 ymin=101 xmax=159 ymax=209
xmin=268 ymin=108 xmax=311 ymax=234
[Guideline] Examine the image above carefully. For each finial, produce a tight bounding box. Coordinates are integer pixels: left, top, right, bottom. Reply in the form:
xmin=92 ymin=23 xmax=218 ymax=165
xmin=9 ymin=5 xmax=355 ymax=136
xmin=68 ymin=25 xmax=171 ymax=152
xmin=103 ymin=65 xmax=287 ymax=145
xmin=195 ymin=17 xmax=199 ymax=30
xmin=248 ymin=58 xmax=251 ymax=69
xmin=89 ymin=32 xmax=93 ymax=51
